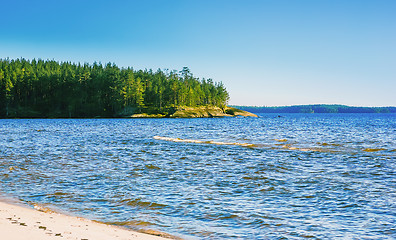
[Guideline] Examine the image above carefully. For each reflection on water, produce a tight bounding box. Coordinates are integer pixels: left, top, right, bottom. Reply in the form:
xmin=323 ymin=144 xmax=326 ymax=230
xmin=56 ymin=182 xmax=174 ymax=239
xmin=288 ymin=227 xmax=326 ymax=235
xmin=0 ymin=114 xmax=395 ymax=239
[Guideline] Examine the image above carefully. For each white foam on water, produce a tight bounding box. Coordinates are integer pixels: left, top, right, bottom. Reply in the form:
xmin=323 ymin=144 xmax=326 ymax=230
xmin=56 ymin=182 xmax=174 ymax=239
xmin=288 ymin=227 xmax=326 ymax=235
xmin=153 ymin=136 xmax=255 ymax=147
xmin=154 ymin=136 xmax=361 ymax=153
xmin=281 ymin=144 xmax=339 ymax=153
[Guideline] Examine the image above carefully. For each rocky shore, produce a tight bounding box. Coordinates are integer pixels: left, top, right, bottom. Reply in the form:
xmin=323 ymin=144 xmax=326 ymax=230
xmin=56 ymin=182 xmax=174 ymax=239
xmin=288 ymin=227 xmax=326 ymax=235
xmin=128 ymin=106 xmax=257 ymax=118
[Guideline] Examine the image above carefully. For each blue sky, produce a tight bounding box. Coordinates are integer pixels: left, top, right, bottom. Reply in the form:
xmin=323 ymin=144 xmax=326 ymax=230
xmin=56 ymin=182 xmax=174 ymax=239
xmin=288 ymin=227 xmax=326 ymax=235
xmin=1 ymin=0 xmax=395 ymax=106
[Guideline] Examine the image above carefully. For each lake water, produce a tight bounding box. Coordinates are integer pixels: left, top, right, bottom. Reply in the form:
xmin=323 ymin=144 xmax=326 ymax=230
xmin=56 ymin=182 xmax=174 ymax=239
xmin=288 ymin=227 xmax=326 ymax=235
xmin=0 ymin=114 xmax=395 ymax=239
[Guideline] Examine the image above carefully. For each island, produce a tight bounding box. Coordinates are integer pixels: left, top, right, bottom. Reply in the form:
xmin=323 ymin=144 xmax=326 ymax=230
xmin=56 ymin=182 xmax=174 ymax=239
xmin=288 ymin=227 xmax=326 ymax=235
xmin=0 ymin=58 xmax=256 ymax=118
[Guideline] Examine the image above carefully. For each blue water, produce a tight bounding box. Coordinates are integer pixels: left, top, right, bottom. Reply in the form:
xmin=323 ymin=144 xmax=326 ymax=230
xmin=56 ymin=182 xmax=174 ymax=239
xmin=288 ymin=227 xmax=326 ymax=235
xmin=0 ymin=114 xmax=395 ymax=239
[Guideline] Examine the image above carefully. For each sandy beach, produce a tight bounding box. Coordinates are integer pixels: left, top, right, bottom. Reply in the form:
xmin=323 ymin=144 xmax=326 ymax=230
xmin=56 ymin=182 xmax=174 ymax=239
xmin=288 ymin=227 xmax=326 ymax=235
xmin=0 ymin=201 xmax=172 ymax=240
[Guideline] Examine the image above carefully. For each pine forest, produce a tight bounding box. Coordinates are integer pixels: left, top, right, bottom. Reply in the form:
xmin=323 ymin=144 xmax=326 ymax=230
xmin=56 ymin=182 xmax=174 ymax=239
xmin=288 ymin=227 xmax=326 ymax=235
xmin=0 ymin=58 xmax=230 ymax=118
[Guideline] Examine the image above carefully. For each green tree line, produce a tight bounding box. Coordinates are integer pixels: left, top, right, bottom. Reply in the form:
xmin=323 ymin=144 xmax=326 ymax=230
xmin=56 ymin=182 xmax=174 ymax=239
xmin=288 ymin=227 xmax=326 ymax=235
xmin=0 ymin=58 xmax=229 ymax=118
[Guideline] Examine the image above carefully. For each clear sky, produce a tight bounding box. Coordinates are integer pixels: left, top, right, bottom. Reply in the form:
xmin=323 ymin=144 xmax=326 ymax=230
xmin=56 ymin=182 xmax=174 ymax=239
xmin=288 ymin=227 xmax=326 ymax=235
xmin=1 ymin=0 xmax=395 ymax=106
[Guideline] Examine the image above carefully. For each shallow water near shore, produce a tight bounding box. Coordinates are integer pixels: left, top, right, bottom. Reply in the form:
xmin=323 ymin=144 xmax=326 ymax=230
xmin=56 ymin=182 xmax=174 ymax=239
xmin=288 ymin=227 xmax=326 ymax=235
xmin=0 ymin=113 xmax=395 ymax=239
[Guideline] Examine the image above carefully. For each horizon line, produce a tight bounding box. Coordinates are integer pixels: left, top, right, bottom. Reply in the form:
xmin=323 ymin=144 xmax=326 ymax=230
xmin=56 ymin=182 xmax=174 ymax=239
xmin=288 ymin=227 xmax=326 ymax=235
xmin=229 ymin=104 xmax=396 ymax=108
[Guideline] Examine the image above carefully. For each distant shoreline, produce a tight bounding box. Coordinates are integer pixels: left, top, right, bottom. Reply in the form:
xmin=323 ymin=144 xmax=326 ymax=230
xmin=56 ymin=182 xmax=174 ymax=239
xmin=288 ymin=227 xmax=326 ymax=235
xmin=231 ymin=104 xmax=396 ymax=114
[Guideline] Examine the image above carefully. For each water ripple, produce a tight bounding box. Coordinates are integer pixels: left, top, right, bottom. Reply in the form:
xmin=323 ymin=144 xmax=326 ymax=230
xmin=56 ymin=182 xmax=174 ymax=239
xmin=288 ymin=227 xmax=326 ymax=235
xmin=0 ymin=114 xmax=395 ymax=239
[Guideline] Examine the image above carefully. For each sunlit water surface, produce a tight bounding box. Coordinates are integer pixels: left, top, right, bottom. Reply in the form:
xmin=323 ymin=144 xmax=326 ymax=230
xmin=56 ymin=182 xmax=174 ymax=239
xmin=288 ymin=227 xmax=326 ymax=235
xmin=0 ymin=114 xmax=395 ymax=239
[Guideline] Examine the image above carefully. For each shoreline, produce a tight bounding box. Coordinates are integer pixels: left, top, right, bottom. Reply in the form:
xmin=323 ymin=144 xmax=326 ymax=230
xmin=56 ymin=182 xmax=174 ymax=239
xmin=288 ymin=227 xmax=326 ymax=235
xmin=0 ymin=199 xmax=175 ymax=240
xmin=0 ymin=106 xmax=257 ymax=119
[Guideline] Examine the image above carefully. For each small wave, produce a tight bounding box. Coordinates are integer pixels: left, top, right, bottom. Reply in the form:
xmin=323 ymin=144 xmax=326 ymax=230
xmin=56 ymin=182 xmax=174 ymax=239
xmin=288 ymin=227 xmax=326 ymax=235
xmin=107 ymin=220 xmax=153 ymax=227
xmin=202 ymin=212 xmax=240 ymax=221
xmin=281 ymin=144 xmax=337 ymax=153
xmin=153 ymin=136 xmax=255 ymax=147
xmin=259 ymin=186 xmax=275 ymax=192
xmin=52 ymin=191 xmax=67 ymax=196
xmin=145 ymin=164 xmax=161 ymax=170
xmin=362 ymin=148 xmax=386 ymax=152
xmin=317 ymin=142 xmax=342 ymax=147
xmin=122 ymin=198 xmax=167 ymax=210
xmin=33 ymin=204 xmax=57 ymax=214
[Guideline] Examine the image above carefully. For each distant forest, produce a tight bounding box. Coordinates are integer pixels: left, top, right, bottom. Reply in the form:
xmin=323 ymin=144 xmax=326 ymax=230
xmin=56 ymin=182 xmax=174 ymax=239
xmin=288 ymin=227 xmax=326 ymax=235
xmin=233 ymin=105 xmax=396 ymax=114
xmin=0 ymin=58 xmax=229 ymax=118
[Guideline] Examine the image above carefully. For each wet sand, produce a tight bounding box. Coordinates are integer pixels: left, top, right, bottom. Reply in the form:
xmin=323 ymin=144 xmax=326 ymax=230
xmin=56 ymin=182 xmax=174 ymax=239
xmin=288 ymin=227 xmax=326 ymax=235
xmin=0 ymin=201 xmax=171 ymax=240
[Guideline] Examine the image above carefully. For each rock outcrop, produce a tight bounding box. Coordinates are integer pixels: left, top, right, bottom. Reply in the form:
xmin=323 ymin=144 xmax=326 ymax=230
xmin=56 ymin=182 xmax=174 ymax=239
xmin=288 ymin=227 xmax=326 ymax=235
xmin=169 ymin=106 xmax=230 ymax=118
xmin=127 ymin=106 xmax=257 ymax=118
xmin=224 ymin=107 xmax=258 ymax=117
